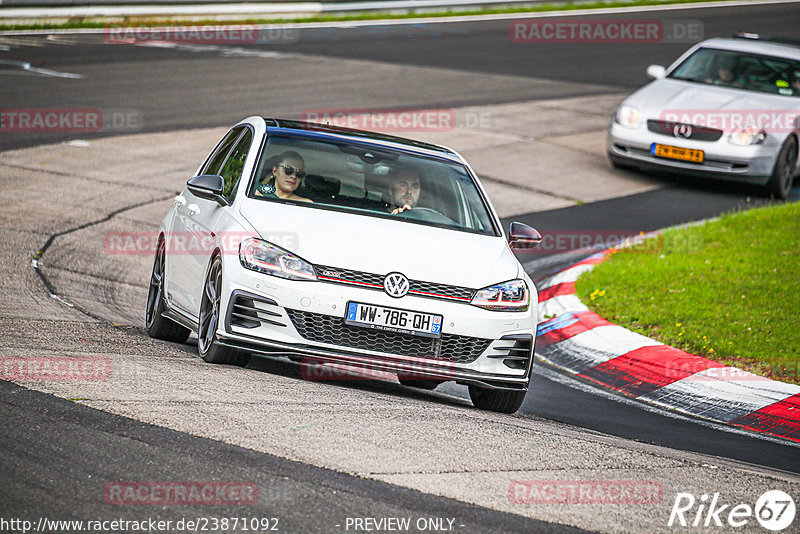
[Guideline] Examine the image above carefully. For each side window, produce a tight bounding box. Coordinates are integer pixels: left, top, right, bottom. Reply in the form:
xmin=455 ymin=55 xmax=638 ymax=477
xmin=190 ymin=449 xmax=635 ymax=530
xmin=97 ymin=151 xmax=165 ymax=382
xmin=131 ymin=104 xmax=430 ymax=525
xmin=201 ymin=127 xmax=244 ymax=176
xmin=219 ymin=128 xmax=253 ymax=201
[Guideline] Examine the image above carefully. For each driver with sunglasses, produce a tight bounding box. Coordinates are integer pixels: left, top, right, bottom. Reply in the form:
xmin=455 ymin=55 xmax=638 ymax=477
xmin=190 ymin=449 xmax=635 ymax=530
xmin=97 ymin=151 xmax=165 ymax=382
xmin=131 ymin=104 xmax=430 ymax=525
xmin=256 ymin=151 xmax=313 ymax=203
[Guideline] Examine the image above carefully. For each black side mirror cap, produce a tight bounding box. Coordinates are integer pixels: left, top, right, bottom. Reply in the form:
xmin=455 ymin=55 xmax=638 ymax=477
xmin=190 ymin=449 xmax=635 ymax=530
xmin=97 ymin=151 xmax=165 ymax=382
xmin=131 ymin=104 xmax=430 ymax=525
xmin=508 ymin=222 xmax=542 ymax=250
xmin=187 ymin=174 xmax=228 ymax=206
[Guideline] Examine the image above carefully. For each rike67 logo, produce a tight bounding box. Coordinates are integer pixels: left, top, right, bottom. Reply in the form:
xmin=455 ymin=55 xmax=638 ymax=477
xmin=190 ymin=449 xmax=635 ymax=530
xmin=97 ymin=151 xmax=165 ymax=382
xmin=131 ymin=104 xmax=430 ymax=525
xmin=668 ymin=490 xmax=795 ymax=531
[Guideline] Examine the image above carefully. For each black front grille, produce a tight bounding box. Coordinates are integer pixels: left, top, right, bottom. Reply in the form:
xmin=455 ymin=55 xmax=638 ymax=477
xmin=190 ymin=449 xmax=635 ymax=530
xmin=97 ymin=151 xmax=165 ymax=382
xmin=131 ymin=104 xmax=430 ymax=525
xmin=647 ymin=120 xmax=723 ymax=142
xmin=285 ymin=309 xmax=491 ymax=364
xmin=316 ymin=266 xmax=383 ymax=287
xmin=315 ymin=264 xmax=475 ymax=302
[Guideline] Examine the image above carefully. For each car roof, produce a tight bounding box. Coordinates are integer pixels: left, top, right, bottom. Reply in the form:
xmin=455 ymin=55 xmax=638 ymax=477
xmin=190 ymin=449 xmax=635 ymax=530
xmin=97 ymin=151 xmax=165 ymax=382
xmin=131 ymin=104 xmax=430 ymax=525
xmin=262 ymin=118 xmax=462 ymax=162
xmin=696 ymin=37 xmax=800 ymax=61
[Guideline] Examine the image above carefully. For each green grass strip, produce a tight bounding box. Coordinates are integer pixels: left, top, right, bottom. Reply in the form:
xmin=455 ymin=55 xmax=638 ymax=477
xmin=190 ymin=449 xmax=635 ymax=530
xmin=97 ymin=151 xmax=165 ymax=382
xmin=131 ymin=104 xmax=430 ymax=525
xmin=575 ymin=202 xmax=800 ymax=384
xmin=1 ymin=0 xmax=736 ymax=32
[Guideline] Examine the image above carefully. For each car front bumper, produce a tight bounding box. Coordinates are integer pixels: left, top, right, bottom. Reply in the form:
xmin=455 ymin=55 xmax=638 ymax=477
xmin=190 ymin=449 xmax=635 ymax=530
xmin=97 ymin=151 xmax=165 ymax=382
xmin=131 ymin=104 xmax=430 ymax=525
xmin=214 ymin=255 xmax=537 ymax=390
xmin=607 ymin=122 xmax=782 ymax=185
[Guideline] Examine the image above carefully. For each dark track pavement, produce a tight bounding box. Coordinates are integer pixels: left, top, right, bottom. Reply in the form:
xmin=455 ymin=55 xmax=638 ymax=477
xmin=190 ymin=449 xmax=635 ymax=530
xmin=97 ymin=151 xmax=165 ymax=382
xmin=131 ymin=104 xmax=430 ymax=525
xmin=2 ymin=4 xmax=799 ymax=531
xmin=1 ymin=3 xmax=798 ymax=150
xmin=0 ymin=380 xmax=579 ymax=533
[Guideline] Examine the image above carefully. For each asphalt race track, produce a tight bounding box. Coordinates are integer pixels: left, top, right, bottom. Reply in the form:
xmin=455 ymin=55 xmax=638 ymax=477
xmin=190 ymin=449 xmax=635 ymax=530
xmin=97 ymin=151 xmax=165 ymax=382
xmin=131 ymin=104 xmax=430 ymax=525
xmin=2 ymin=2 xmax=800 ymax=532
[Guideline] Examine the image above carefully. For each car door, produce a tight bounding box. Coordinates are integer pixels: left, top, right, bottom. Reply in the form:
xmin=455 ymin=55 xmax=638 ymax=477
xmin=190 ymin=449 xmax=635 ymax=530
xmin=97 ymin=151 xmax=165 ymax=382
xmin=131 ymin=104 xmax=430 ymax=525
xmin=166 ymin=126 xmax=245 ymax=316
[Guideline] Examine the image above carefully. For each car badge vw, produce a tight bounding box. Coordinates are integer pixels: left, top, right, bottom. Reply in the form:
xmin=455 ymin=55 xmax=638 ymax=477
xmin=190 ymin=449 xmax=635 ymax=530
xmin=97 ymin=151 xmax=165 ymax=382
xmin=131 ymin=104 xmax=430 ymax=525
xmin=384 ymin=272 xmax=409 ymax=298
xmin=673 ymin=123 xmax=693 ymax=139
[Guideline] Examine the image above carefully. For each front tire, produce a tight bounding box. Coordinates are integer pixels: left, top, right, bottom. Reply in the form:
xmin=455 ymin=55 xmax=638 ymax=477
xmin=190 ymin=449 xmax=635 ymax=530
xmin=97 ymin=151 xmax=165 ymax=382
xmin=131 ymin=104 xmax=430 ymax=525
xmin=468 ymin=385 xmax=527 ymax=414
xmin=198 ymin=255 xmax=250 ymax=367
xmin=766 ymin=138 xmax=797 ymax=199
xmin=146 ymin=238 xmax=190 ymax=343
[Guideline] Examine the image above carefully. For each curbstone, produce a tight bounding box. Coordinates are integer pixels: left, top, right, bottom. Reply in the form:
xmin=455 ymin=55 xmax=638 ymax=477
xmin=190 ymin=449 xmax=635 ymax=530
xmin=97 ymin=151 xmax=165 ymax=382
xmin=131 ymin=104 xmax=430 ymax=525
xmin=535 ymin=250 xmax=800 ymax=443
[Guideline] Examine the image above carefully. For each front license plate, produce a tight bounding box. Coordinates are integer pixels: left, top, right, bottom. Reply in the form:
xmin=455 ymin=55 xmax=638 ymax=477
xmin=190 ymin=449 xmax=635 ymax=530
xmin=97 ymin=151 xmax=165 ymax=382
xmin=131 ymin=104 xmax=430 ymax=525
xmin=345 ymin=302 xmax=442 ymax=338
xmin=651 ymin=143 xmax=704 ymax=163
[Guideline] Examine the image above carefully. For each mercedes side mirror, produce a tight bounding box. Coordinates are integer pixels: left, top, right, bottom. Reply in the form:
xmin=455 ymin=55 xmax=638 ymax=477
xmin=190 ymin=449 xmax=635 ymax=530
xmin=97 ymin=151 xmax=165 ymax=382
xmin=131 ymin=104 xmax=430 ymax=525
xmin=646 ymin=64 xmax=666 ymax=79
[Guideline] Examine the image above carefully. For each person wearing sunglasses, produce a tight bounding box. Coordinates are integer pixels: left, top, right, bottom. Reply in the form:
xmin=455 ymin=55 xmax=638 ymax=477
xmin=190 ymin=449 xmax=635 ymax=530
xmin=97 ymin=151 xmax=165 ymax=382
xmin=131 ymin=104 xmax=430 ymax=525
xmin=256 ymin=151 xmax=313 ymax=203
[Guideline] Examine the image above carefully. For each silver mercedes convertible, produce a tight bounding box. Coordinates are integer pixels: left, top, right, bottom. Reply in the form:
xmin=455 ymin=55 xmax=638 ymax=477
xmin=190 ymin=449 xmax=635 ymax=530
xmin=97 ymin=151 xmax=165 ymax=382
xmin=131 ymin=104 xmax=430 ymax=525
xmin=608 ymin=34 xmax=800 ymax=198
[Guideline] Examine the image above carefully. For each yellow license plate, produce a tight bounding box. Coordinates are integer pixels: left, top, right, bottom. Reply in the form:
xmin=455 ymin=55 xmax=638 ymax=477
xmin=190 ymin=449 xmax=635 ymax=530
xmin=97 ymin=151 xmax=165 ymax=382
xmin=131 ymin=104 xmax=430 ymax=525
xmin=651 ymin=144 xmax=704 ymax=163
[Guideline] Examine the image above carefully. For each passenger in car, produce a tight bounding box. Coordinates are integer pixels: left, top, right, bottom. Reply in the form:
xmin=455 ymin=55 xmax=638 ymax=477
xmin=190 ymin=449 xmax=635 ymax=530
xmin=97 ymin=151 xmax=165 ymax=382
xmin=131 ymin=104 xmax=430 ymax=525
xmin=386 ymin=164 xmax=421 ymax=214
xmin=791 ymin=70 xmax=800 ymax=94
xmin=706 ymin=56 xmax=745 ymax=87
xmin=255 ymin=151 xmax=313 ymax=203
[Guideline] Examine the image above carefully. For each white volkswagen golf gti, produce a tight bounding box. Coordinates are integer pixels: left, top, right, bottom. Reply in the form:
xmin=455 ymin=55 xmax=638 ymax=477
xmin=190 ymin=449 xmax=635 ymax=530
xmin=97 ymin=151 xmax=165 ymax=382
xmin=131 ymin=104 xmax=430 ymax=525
xmin=147 ymin=117 xmax=542 ymax=413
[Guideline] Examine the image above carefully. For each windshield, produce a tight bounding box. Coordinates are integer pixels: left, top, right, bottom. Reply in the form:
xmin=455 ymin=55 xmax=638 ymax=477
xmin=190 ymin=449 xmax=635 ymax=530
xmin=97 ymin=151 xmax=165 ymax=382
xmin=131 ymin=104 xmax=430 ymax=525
xmin=669 ymin=47 xmax=800 ymax=96
xmin=247 ymin=135 xmax=498 ymax=236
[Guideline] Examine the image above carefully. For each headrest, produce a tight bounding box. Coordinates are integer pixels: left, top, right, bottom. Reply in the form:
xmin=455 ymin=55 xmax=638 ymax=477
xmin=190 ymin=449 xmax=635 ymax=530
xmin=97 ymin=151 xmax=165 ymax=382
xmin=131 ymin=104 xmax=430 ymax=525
xmin=298 ymin=175 xmax=340 ymax=200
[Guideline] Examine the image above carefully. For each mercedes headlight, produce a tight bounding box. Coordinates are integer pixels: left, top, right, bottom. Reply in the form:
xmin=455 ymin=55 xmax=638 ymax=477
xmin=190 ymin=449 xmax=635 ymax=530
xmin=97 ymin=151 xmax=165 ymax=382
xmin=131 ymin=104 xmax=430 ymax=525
xmin=615 ymin=104 xmax=642 ymax=129
xmin=471 ymin=279 xmax=529 ymax=312
xmin=729 ymin=128 xmax=767 ymax=146
xmin=239 ymin=238 xmax=317 ymax=281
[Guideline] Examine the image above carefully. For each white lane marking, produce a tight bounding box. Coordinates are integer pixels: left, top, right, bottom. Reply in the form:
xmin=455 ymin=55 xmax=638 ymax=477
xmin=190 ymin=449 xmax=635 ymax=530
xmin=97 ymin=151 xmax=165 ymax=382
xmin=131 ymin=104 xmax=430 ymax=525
xmin=279 ymin=0 xmax=800 ymax=27
xmin=0 ymin=45 xmax=9 ymax=52
xmin=0 ymin=36 xmax=45 ymax=47
xmin=534 ymin=359 xmax=800 ymax=448
xmin=46 ymin=34 xmax=84 ymax=45
xmin=0 ymin=59 xmax=83 ymax=78
xmin=135 ymin=41 xmax=289 ymax=59
xmin=50 ymin=293 xmax=75 ymax=308
xmin=641 ymin=368 xmax=800 ymax=422
xmin=538 ymin=263 xmax=596 ymax=289
xmin=538 ymin=294 xmax=588 ymax=319
xmin=3 ymin=0 xmax=799 ymax=36
xmin=538 ymin=325 xmax=662 ymax=373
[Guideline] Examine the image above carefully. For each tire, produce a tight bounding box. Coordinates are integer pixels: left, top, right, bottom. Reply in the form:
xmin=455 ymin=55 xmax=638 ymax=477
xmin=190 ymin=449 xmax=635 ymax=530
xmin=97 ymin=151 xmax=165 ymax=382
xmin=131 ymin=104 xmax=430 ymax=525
xmin=468 ymin=385 xmax=527 ymax=414
xmin=766 ymin=138 xmax=797 ymax=200
xmin=398 ymin=377 xmax=442 ymax=390
xmin=145 ymin=238 xmax=190 ymax=343
xmin=197 ymin=255 xmax=250 ymax=367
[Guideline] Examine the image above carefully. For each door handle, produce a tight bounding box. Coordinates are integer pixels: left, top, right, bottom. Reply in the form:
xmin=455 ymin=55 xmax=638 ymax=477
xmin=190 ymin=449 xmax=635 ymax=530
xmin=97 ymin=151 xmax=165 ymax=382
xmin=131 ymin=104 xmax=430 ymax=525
xmin=174 ymin=195 xmax=186 ymax=207
xmin=188 ymin=204 xmax=200 ymax=216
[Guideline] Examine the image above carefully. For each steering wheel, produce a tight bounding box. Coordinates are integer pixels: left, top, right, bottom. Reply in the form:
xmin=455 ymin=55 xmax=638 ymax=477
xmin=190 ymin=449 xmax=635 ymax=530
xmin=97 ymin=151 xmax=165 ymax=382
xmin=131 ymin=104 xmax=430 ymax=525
xmin=407 ymin=207 xmax=441 ymax=215
xmin=399 ymin=206 xmax=456 ymax=225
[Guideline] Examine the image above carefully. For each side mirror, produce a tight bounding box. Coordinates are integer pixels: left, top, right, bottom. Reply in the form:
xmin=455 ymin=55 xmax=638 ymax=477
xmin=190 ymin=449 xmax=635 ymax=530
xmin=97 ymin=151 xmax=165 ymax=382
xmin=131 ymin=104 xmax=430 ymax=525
xmin=508 ymin=222 xmax=542 ymax=250
xmin=646 ymin=64 xmax=666 ymax=80
xmin=187 ymin=174 xmax=228 ymax=206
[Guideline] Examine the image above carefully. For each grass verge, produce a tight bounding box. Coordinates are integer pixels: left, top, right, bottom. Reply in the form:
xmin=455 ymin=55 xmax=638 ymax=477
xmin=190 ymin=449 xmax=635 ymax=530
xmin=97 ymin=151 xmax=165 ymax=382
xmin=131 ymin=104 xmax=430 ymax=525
xmin=1 ymin=0 xmax=734 ymax=32
xmin=575 ymin=202 xmax=800 ymax=384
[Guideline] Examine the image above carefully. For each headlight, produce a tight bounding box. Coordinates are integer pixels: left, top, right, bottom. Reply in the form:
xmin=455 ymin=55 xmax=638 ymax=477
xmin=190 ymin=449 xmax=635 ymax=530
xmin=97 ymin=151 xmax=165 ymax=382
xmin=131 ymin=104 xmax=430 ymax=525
xmin=239 ymin=238 xmax=317 ymax=281
xmin=615 ymin=104 xmax=642 ymax=129
xmin=471 ymin=279 xmax=529 ymax=312
xmin=729 ymin=128 xmax=767 ymax=146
